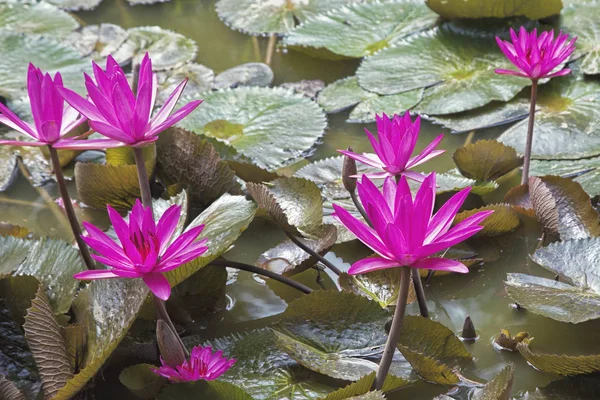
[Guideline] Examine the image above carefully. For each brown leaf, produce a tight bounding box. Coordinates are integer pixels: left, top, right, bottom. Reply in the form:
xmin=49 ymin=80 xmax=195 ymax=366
xmin=23 ymin=285 xmax=73 ymax=399
xmin=494 ymin=329 xmax=530 ymax=351
xmin=61 ymin=324 xmax=87 ymax=373
xmin=0 ymin=374 xmax=25 ymax=400
xmin=517 ymin=338 xmax=600 ymax=376
xmin=504 ymin=184 xmax=534 ymax=217
xmin=453 ymin=140 xmax=522 ymax=181
xmin=227 ymin=160 xmax=279 ymax=183
xmin=454 ymin=204 xmax=520 ymax=236
xmin=0 ymin=223 xmax=29 ymax=238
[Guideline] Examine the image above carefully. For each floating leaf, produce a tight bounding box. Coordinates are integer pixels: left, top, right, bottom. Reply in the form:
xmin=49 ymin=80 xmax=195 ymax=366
xmin=453 ymin=140 xmax=522 ymax=182
xmin=435 ymin=169 xmax=499 ymax=196
xmin=156 ymin=63 xmax=213 ymax=104
xmin=529 ymin=176 xmax=600 ymax=240
xmin=119 ymin=363 xmax=165 ymax=399
xmin=504 ymin=273 xmax=600 ymax=324
xmin=212 ymin=62 xmax=273 ymax=90
xmin=216 ymin=0 xmax=360 ymax=35
xmin=514 ymin=374 xmax=600 ymax=400
xmin=425 ymin=0 xmax=562 ymax=19
xmin=0 ymin=223 xmax=29 ymax=238
xmin=504 ymin=184 xmax=534 ymax=217
xmin=257 ymin=224 xmax=337 ymax=276
xmin=454 ymin=204 xmax=520 ymax=237
xmin=180 ymin=86 xmax=327 ymax=170
xmin=321 ymin=372 xmax=408 ymax=400
xmin=357 ymin=26 xmax=528 ymax=114
xmin=129 ymin=0 xmax=170 ymax=5
xmin=530 ymin=157 xmax=600 ymax=198
xmin=339 ymin=269 xmax=417 ymax=308
xmin=283 ymin=0 xmax=438 ymax=58
xmin=517 ymin=339 xmax=600 ymax=376
xmin=23 ymin=285 xmax=72 ymax=399
xmin=0 ymin=375 xmax=24 ymax=400
xmin=561 ymin=2 xmax=600 ymax=75
xmin=158 ymin=380 xmax=253 ymax=400
xmin=112 ymin=26 xmax=197 ymax=70
xmin=0 ymin=0 xmax=78 ymax=37
xmin=273 ymin=290 xmax=413 ymax=381
xmin=157 ymin=128 xmax=241 ymax=208
xmin=0 ymin=146 xmax=19 ymax=192
xmin=472 ymin=363 xmax=514 ymax=400
xmin=498 ymin=73 xmax=600 ymax=160
xmin=494 ymin=329 xmax=530 ymax=352
xmin=65 ymin=23 xmax=128 ymax=59
xmin=317 ymin=76 xmax=375 ymax=113
xmin=61 ymin=324 xmax=86 ymax=372
xmin=280 ymin=79 xmax=325 ymax=99
xmin=348 ymin=89 xmax=424 ymax=123
xmin=46 ymin=0 xmax=103 ymax=11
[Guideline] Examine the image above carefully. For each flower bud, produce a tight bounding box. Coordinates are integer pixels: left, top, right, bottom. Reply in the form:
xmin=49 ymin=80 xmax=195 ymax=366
xmin=460 ymin=315 xmax=477 ymax=341
xmin=156 ymin=320 xmax=186 ymax=367
xmin=342 ymin=146 xmax=357 ymax=193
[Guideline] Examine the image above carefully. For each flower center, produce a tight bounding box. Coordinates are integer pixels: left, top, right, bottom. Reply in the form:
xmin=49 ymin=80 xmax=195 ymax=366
xmin=130 ymin=230 xmax=159 ymax=263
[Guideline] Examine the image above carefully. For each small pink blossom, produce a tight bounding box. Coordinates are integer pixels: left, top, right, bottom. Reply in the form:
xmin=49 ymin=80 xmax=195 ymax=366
xmin=338 ymin=113 xmax=444 ymax=182
xmin=333 ymin=173 xmax=492 ymax=275
xmin=152 ymin=345 xmax=235 ymax=382
xmin=495 ymin=27 xmax=576 ymax=80
xmin=73 ymin=199 xmax=208 ymax=300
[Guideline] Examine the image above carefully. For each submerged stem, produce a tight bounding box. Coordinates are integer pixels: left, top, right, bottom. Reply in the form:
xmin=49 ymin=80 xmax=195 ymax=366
xmin=211 ymin=259 xmax=313 ymax=294
xmin=374 ymin=266 xmax=410 ymax=390
xmin=133 ymin=147 xmax=152 ymax=208
xmin=153 ymin=295 xmax=189 ymax=357
xmin=47 ymin=146 xmax=95 ymax=270
xmin=265 ymin=33 xmax=277 ymax=65
xmin=411 ymin=268 xmax=429 ymax=318
xmin=522 ymin=80 xmax=538 ymax=185
xmin=285 ymin=231 xmax=342 ymax=276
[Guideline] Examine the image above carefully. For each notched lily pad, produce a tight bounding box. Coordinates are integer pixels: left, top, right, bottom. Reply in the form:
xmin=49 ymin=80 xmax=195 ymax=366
xmin=0 ymin=0 xmax=78 ymax=37
xmin=119 ymin=363 xmax=165 ymax=399
xmin=530 ymin=157 xmax=600 ymax=199
xmin=425 ymin=0 xmax=562 ymax=19
xmin=317 ymin=76 xmax=374 ymax=114
xmin=517 ymin=338 xmax=600 ymax=376
xmin=46 ymin=0 xmax=103 ymax=11
xmin=321 ymin=372 xmax=408 ymax=400
xmin=504 ymin=184 xmax=534 ymax=217
xmin=348 ymin=89 xmax=424 ymax=123
xmin=561 ymin=3 xmax=600 ymax=75
xmin=454 ymin=204 xmax=520 ymax=237
xmin=158 ymin=381 xmax=253 ymax=400
xmin=339 ymin=269 xmax=417 ymax=308
xmin=453 ymin=140 xmax=522 ymax=182
xmin=280 ymin=79 xmax=325 ymax=99
xmin=472 ymin=363 xmax=514 ymax=400
xmin=156 ymin=63 xmax=213 ymax=104
xmin=213 ymin=62 xmax=273 ymax=90
xmin=434 ymin=169 xmax=499 ymax=196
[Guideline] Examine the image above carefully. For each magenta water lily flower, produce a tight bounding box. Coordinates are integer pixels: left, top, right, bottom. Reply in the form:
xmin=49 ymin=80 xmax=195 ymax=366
xmin=73 ymin=199 xmax=208 ymax=300
xmin=338 ymin=113 xmax=444 ymax=182
xmin=495 ymin=27 xmax=577 ymax=80
xmin=152 ymin=345 xmax=235 ymax=382
xmin=0 ymin=64 xmax=86 ymax=147
xmin=54 ymin=53 xmax=202 ymax=150
xmin=333 ymin=173 xmax=492 ymax=275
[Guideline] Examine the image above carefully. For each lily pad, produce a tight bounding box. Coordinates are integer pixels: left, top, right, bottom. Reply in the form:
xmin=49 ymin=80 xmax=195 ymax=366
xmin=212 ymin=62 xmax=273 ymax=90
xmin=156 ymin=63 xmax=213 ymax=104
xmin=280 ymin=79 xmax=325 ymax=99
xmin=561 ymin=2 xmax=600 ymax=75
xmin=529 ymin=157 xmax=600 ymax=198
xmin=0 ymin=146 xmax=19 ymax=192
xmin=472 ymin=364 xmax=515 ymax=400
xmin=317 ymin=76 xmax=375 ymax=114
xmin=283 ymin=0 xmax=438 ymax=58
xmin=321 ymin=372 xmax=410 ymax=400
xmin=158 ymin=381 xmax=253 ymax=400
xmin=498 ymin=73 xmax=600 ymax=160
xmin=129 ymin=0 xmax=170 ymax=5
xmin=46 ymin=0 xmax=103 ymax=11
xmin=273 ymin=290 xmax=413 ymax=382
xmin=517 ymin=338 xmax=600 ymax=376
xmin=0 ymin=0 xmax=78 ymax=37
xmin=425 ymin=0 xmax=562 ymax=19
xmin=338 ymin=269 xmax=417 ymax=308
xmin=112 ymin=26 xmax=197 ymax=71
xmin=504 ymin=184 xmax=534 ymax=217
xmin=357 ymin=26 xmax=529 ymax=114
xmin=216 ymin=0 xmax=361 ymax=35
xmin=65 ymin=23 xmax=129 ymax=60
xmin=529 ymin=175 xmax=600 ymax=240
xmin=179 ymin=86 xmax=327 ymax=171
xmin=348 ymin=89 xmax=424 ymax=123
xmin=454 ymin=204 xmax=520 ymax=237
xmin=453 ymin=140 xmax=522 ymax=182
xmin=119 ymin=363 xmax=165 ymax=399
xmin=435 ymin=169 xmax=499 ymax=196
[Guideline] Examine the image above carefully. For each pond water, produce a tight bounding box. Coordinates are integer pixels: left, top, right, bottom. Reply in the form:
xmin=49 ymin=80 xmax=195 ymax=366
xmin=2 ymin=1 xmax=599 ymax=399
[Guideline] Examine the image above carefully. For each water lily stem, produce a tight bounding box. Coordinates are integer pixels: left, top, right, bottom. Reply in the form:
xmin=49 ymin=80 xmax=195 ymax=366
xmin=47 ymin=146 xmax=95 ymax=271
xmin=265 ymin=33 xmax=277 ymax=66
xmin=285 ymin=231 xmax=342 ymax=276
xmin=350 ymin=190 xmax=372 ymax=227
xmin=211 ymin=259 xmax=313 ymax=294
xmin=374 ymin=266 xmax=410 ymax=390
xmin=153 ymin=295 xmax=189 ymax=357
xmin=522 ymin=80 xmax=538 ymax=185
xmin=411 ymin=268 xmax=429 ymax=318
xmin=133 ymin=147 xmax=153 ymax=208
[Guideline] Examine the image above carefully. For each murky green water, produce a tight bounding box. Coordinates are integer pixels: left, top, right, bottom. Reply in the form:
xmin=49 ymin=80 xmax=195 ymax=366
xmin=2 ymin=1 xmax=600 ymax=398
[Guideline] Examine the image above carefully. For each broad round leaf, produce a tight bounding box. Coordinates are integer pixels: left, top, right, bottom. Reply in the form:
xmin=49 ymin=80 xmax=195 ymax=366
xmin=280 ymin=79 xmax=325 ymax=99
xmin=454 ymin=204 xmax=520 ymax=237
xmin=357 ymin=26 xmax=528 ymax=114
xmin=283 ymin=0 xmax=438 ymax=58
xmin=348 ymin=89 xmax=424 ymax=123
xmin=504 ymin=184 xmax=534 ymax=217
xmin=321 ymin=372 xmax=409 ymax=400
xmin=561 ymin=2 xmax=600 ymax=75
xmin=46 ymin=0 xmax=102 ymax=11
xmin=0 ymin=0 xmax=78 ymax=37
xmin=530 ymin=157 xmax=600 ymax=198
xmin=156 ymin=63 xmax=214 ymax=104
xmin=179 ymin=87 xmax=327 ymax=171
xmin=434 ymin=169 xmax=499 ymax=196
xmin=425 ymin=0 xmax=562 ymax=19
xmin=119 ymin=364 xmax=165 ymax=399
xmin=517 ymin=339 xmax=600 ymax=376
xmin=453 ymin=140 xmax=522 ymax=181
xmin=212 ymin=62 xmax=273 ymax=90
xmin=0 ymin=146 xmax=19 ymax=192
xmin=338 ymin=269 xmax=417 ymax=308
xmin=472 ymin=363 xmax=515 ymax=400
xmin=65 ymin=24 xmax=128 ymax=59
xmin=158 ymin=381 xmax=253 ymax=400
xmin=318 ymin=76 xmax=375 ymax=114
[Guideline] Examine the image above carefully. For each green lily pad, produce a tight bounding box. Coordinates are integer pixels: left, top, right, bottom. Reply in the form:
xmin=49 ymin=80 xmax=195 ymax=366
xmin=357 ymin=26 xmax=528 ymax=114
xmin=65 ymin=23 xmax=128 ymax=60
xmin=498 ymin=72 xmax=600 ymax=160
xmin=180 ymin=87 xmax=327 ymax=171
xmin=339 ymin=269 xmax=417 ymax=308
xmin=128 ymin=0 xmax=170 ymax=5
xmin=216 ymin=0 xmax=361 ymax=35
xmin=280 ymin=79 xmax=325 ymax=99
xmin=273 ymin=290 xmax=413 ymax=381
xmin=0 ymin=146 xmax=19 ymax=192
xmin=158 ymin=381 xmax=253 ymax=400
xmin=283 ymin=0 xmax=438 ymax=58
xmin=156 ymin=63 xmax=214 ymax=104
xmin=435 ymin=169 xmax=499 ymax=196
xmin=119 ymin=364 xmax=165 ymax=399
xmin=425 ymin=0 xmax=562 ymax=19
xmin=0 ymin=0 xmax=78 ymax=37
xmin=212 ymin=62 xmax=273 ymax=90
xmin=199 ymin=328 xmax=336 ymax=399
xmin=453 ymin=140 xmax=522 ymax=182
xmin=530 ymin=157 xmax=600 ymax=198
xmin=321 ymin=372 xmax=409 ymax=400
xmin=317 ymin=76 xmax=375 ymax=113
xmin=454 ymin=204 xmax=520 ymax=237
xmin=46 ymin=0 xmax=102 ymax=11
xmin=529 ymin=176 xmax=600 ymax=240
xmin=514 ymin=374 xmax=600 ymax=400
xmin=0 ymin=236 xmax=84 ymax=314
xmin=112 ymin=26 xmax=197 ymax=71
xmin=504 ymin=273 xmax=600 ymax=324
xmin=472 ymin=364 xmax=515 ymax=400
xmin=517 ymin=338 xmax=600 ymax=376
xmin=561 ymin=2 xmax=600 ymax=75
xmin=348 ymin=89 xmax=424 ymax=123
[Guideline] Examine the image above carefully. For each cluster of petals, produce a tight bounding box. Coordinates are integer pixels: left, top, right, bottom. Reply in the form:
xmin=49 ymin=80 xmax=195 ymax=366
xmin=333 ymin=173 xmax=493 ymax=275
xmin=0 ymin=64 xmax=86 ymax=147
xmin=152 ymin=345 xmax=236 ymax=382
xmin=73 ymin=199 xmax=208 ymax=300
xmin=338 ymin=113 xmax=444 ymax=182
xmin=54 ymin=53 xmax=202 ymax=150
xmin=495 ymin=27 xmax=576 ymax=80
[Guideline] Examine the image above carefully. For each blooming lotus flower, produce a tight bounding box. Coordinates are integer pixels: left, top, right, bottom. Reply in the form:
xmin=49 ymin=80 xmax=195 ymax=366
xmin=54 ymin=53 xmax=202 ymax=150
xmin=73 ymin=199 xmax=208 ymax=300
xmin=333 ymin=173 xmax=493 ymax=275
xmin=495 ymin=27 xmax=576 ymax=80
xmin=338 ymin=113 xmax=444 ymax=182
xmin=152 ymin=345 xmax=236 ymax=382
xmin=0 ymin=64 xmax=86 ymax=147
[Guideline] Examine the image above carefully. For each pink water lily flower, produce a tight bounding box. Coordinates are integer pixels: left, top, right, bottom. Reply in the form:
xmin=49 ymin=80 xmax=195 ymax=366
xmin=495 ymin=27 xmax=577 ymax=80
xmin=333 ymin=173 xmax=493 ymax=275
xmin=0 ymin=64 xmax=86 ymax=147
xmin=54 ymin=53 xmax=202 ymax=150
xmin=338 ymin=113 xmax=444 ymax=182
xmin=73 ymin=199 xmax=208 ymax=300
xmin=152 ymin=345 xmax=236 ymax=382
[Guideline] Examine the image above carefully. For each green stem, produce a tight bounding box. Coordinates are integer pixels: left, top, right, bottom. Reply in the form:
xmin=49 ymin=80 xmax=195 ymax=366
xmin=522 ymin=80 xmax=538 ymax=186
xmin=374 ymin=267 xmax=410 ymax=390
xmin=285 ymin=230 xmax=342 ymax=276
xmin=47 ymin=146 xmax=95 ymax=270
xmin=350 ymin=190 xmax=372 ymax=227
xmin=133 ymin=147 xmax=152 ymax=208
xmin=411 ymin=268 xmax=429 ymax=318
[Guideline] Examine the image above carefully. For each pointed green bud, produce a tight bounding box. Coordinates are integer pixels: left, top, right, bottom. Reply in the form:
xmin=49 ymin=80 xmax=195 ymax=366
xmin=156 ymin=320 xmax=186 ymax=367
xmin=342 ymin=146 xmax=357 ymax=193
